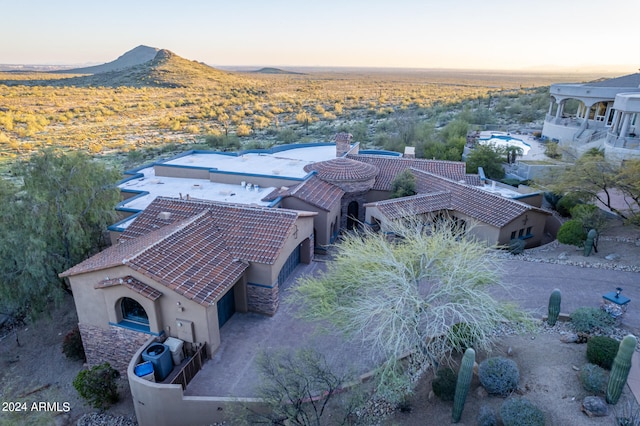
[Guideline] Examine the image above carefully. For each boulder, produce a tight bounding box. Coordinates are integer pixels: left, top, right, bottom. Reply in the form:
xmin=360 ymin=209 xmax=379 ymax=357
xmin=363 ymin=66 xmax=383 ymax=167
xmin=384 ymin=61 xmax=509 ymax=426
xmin=582 ymin=396 xmax=608 ymax=417
xmin=605 ymin=253 xmax=621 ymax=261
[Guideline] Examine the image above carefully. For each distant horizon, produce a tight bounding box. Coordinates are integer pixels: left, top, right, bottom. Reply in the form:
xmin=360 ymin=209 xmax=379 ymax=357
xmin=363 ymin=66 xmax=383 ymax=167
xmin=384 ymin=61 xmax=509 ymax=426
xmin=2 ymin=0 xmax=638 ymax=72
xmin=1 ymin=54 xmax=635 ymax=76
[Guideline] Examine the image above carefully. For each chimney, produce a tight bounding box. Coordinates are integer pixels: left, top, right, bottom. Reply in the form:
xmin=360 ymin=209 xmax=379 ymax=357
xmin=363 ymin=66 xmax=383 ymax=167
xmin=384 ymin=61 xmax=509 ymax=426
xmin=334 ymin=132 xmax=353 ymax=157
xmin=403 ymin=146 xmax=416 ymax=158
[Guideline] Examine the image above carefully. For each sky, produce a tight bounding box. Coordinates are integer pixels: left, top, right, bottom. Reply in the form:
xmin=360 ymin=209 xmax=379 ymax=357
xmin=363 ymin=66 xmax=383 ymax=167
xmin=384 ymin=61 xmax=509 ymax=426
xmin=2 ymin=0 xmax=638 ymax=71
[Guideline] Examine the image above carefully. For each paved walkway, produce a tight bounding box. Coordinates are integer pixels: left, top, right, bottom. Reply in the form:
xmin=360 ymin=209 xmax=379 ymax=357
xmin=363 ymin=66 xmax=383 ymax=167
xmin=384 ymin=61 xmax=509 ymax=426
xmin=186 ymin=256 xmax=640 ymax=401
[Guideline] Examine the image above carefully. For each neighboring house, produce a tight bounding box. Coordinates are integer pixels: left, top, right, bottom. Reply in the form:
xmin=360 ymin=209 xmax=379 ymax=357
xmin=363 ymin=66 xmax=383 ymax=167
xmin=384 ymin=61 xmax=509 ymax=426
xmin=60 ymin=133 xmax=550 ymax=373
xmin=542 ymin=73 xmax=640 ymax=164
xmin=60 ymin=198 xmax=314 ymax=372
xmin=365 ymin=168 xmax=550 ymax=248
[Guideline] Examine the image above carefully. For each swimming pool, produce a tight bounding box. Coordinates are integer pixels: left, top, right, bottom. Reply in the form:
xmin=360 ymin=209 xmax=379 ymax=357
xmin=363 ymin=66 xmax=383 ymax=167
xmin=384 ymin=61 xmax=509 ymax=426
xmin=477 ymin=133 xmax=531 ymax=155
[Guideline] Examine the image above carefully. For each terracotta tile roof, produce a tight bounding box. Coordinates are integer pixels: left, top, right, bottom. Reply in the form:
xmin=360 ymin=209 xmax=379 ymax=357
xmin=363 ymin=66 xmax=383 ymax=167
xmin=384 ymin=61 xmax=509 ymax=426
xmin=365 ymin=192 xmax=452 ymax=220
xmin=347 ymin=154 xmax=467 ymax=191
xmin=62 ymin=211 xmax=249 ymax=306
xmin=262 ymin=177 xmax=344 ymax=211
xmin=304 ymin=157 xmax=379 ymax=182
xmin=118 ymin=197 xmax=300 ymax=264
xmin=95 ymin=276 xmax=163 ymax=301
xmin=60 ymin=198 xmax=304 ymax=305
xmin=411 ymin=169 xmax=550 ymax=227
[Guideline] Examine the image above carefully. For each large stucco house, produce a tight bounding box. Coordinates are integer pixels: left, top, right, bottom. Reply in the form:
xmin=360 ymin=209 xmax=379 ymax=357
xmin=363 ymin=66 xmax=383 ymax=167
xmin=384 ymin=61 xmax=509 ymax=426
xmin=542 ymin=72 xmax=640 ymax=164
xmin=60 ymin=134 xmax=552 ymax=375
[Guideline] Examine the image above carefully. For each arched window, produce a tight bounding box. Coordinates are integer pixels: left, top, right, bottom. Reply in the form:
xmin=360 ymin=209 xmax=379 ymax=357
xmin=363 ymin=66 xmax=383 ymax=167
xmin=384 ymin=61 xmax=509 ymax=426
xmin=121 ymin=297 xmax=148 ymax=326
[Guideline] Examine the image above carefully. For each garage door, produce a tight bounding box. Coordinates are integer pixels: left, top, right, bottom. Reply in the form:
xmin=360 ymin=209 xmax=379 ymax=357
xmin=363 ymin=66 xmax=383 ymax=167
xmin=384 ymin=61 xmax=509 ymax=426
xmin=217 ymin=287 xmax=235 ymax=328
xmin=277 ymin=244 xmax=301 ymax=286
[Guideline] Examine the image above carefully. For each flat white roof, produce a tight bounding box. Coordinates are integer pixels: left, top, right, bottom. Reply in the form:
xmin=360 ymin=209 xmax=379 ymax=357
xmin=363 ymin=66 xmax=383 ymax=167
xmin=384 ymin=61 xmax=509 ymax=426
xmin=119 ymin=167 xmax=273 ymax=212
xmin=164 ymin=145 xmax=338 ymax=178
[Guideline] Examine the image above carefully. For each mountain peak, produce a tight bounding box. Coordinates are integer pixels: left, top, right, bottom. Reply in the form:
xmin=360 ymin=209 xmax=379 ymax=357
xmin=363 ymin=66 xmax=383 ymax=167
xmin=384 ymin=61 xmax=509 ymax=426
xmin=60 ymin=45 xmax=160 ymax=75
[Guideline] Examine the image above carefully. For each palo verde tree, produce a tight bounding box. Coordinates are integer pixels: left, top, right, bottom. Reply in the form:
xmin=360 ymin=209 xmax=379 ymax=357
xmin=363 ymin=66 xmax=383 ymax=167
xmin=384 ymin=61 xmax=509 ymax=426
xmin=288 ymin=217 xmax=530 ymax=402
xmin=548 ymin=149 xmax=625 ymax=217
xmin=0 ymin=149 xmax=120 ymax=316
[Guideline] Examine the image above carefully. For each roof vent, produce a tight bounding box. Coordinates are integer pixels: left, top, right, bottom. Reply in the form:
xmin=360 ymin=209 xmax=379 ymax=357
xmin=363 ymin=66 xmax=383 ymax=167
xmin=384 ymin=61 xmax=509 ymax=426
xmin=158 ymin=211 xmax=172 ymax=220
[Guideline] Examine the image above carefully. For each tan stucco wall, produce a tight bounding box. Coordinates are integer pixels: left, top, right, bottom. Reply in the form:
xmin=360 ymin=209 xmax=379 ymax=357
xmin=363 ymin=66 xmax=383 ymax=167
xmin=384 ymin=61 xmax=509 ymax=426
xmin=66 ymin=266 xmax=249 ymax=355
xmin=498 ymin=211 xmax=549 ymax=248
xmin=209 ymin=171 xmax=301 ymax=188
xmin=128 ymin=339 xmax=268 ymax=426
xmin=281 ymin=198 xmax=340 ymax=246
xmin=154 ymin=164 xmax=210 ymax=180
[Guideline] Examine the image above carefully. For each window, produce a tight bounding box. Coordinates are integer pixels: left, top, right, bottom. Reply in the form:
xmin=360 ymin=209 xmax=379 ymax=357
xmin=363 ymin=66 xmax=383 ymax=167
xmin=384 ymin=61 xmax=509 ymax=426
xmin=526 ymin=226 xmax=532 ymax=236
xmin=510 ymin=231 xmax=516 ymax=240
xmin=518 ymin=229 xmax=524 ymax=238
xmin=121 ymin=297 xmax=149 ymax=330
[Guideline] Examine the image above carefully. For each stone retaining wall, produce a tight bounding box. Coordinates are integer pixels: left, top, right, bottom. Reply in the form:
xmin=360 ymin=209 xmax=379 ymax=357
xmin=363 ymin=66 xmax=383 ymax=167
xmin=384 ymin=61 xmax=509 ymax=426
xmin=79 ymin=323 xmax=151 ymax=374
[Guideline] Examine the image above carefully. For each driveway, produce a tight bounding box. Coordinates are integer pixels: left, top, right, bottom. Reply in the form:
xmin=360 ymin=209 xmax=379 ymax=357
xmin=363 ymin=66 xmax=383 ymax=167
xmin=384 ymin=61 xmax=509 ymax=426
xmin=185 ymin=257 xmax=640 ymax=397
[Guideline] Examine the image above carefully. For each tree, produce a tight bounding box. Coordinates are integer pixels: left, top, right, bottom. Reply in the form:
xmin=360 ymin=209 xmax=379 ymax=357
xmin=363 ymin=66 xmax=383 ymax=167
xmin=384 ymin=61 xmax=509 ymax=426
xmin=465 ymin=144 xmax=505 ymax=179
xmin=549 ymin=150 xmax=624 ymax=218
xmin=288 ymin=218 xmax=529 ymax=402
xmin=0 ymin=149 xmax=120 ymax=316
xmin=390 ymin=169 xmax=416 ymax=198
xmin=246 ymin=348 xmax=366 ymax=425
xmin=614 ymin=159 xmax=640 ymax=224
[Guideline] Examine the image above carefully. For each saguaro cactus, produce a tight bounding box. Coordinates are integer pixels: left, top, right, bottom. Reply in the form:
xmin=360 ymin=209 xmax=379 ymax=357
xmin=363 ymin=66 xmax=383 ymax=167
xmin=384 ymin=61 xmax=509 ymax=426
xmin=584 ymin=229 xmax=597 ymax=256
xmin=606 ymin=334 xmax=637 ymax=404
xmin=547 ymin=289 xmax=561 ymax=326
xmin=452 ymin=348 xmax=475 ymax=423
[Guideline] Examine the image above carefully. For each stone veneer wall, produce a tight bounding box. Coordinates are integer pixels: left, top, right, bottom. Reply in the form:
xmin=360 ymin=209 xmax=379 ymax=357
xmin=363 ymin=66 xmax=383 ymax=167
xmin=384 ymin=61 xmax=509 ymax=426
xmin=340 ymin=191 xmax=369 ymax=229
xmin=79 ymin=323 xmax=152 ymax=374
xmin=246 ymin=283 xmax=279 ymax=316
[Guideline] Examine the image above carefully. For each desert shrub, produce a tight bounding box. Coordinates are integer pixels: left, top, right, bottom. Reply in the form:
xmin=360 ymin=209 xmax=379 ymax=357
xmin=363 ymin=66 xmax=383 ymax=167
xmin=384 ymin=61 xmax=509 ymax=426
xmin=557 ymin=219 xmax=587 ymax=247
xmin=508 ymin=238 xmax=525 ymax=255
xmin=579 ymin=363 xmax=608 ymax=394
xmin=586 ymin=336 xmax=619 ymax=369
xmin=478 ymin=357 xmax=519 ymax=396
xmin=570 ymin=307 xmax=616 ymax=334
xmin=477 ymin=404 xmax=498 ymax=426
xmin=447 ymin=322 xmax=480 ymax=353
xmin=431 ymin=367 xmax=457 ymax=401
xmin=62 ymin=326 xmax=86 ymax=361
xmin=556 ymin=194 xmax=582 ymax=217
xmin=73 ymin=362 xmax=120 ymax=409
xmin=500 ymin=397 xmax=545 ymax=426
xmin=543 ymin=192 xmax=562 ymax=210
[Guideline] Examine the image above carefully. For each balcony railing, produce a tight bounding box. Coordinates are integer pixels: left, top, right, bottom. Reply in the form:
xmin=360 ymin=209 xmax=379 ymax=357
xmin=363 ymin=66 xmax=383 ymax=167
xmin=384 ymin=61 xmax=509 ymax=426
xmin=606 ymin=132 xmax=640 ymax=149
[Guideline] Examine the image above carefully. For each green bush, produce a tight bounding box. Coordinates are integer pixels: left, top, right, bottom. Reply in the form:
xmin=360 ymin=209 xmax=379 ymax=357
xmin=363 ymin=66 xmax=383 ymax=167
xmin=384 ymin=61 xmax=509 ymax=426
xmin=478 ymin=357 xmax=520 ymax=396
xmin=500 ymin=397 xmax=545 ymax=426
xmin=62 ymin=326 xmax=86 ymax=362
xmin=570 ymin=307 xmax=616 ymax=334
xmin=556 ymin=195 xmax=581 ymax=217
xmin=73 ymin=363 xmax=120 ymax=409
xmin=447 ymin=322 xmax=479 ymax=353
xmin=587 ymin=336 xmax=619 ymax=370
xmin=557 ymin=219 xmax=587 ymax=247
xmin=431 ymin=367 xmax=457 ymax=401
xmin=579 ymin=363 xmax=608 ymax=394
xmin=477 ymin=404 xmax=498 ymax=426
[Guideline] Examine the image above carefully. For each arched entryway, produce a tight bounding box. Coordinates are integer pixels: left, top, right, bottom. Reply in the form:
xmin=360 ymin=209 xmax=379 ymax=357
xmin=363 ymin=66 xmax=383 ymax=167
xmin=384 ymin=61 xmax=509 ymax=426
xmin=347 ymin=201 xmax=359 ymax=230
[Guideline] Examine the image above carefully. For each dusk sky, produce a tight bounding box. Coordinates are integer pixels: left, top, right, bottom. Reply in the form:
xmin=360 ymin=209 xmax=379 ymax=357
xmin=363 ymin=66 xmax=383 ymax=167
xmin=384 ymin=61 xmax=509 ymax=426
xmin=2 ymin=0 xmax=638 ymax=71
